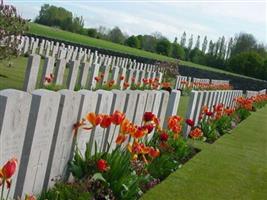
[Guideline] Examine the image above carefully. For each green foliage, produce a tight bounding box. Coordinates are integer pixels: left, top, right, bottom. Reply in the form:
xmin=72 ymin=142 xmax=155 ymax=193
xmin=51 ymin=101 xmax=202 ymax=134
xmin=229 ymin=51 xmax=266 ymax=79
xmin=125 ymin=35 xmax=141 ymax=49
xmin=43 ymin=83 xmax=65 ymax=91
xmin=108 ymin=26 xmax=126 ymax=44
xmin=156 ymin=39 xmax=172 ymax=56
xmin=0 ymin=1 xmax=28 ymax=60
xmin=200 ymin=120 xmax=219 ymax=143
xmin=35 ymin=4 xmax=84 ymax=33
xmin=39 ymin=182 xmax=92 ymax=200
xmin=147 ymin=154 xmax=178 ymax=180
xmin=104 ymin=148 xmax=142 ymax=200
xmin=172 ymin=43 xmax=185 ymax=60
xmin=86 ymin=28 xmax=98 ymax=38
xmin=214 ymin=115 xmax=232 ymax=135
xmin=235 ymin=108 xmax=251 ymax=121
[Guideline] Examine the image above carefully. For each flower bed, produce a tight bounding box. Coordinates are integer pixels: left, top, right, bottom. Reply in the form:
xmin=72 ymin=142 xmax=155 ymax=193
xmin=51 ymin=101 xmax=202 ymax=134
xmin=186 ymin=94 xmax=267 ymax=143
xmin=1 ymin=94 xmax=266 ymax=200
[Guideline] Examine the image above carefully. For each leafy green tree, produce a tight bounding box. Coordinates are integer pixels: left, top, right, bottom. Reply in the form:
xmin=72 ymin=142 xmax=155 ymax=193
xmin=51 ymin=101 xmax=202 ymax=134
xmin=0 ymin=0 xmax=27 ymax=60
xmin=87 ymin=28 xmax=97 ymax=38
xmin=156 ymin=39 xmax=171 ymax=56
xmin=172 ymin=43 xmax=185 ymax=60
xmin=108 ymin=26 xmax=126 ymax=44
xmin=125 ymin=35 xmax=140 ymax=48
xmin=35 ymin=4 xmax=84 ymax=33
xmin=140 ymin=35 xmax=157 ymax=52
xmin=230 ymin=33 xmax=257 ymax=57
xmin=202 ymin=36 xmax=208 ymax=53
xmin=229 ymin=51 xmax=265 ymax=78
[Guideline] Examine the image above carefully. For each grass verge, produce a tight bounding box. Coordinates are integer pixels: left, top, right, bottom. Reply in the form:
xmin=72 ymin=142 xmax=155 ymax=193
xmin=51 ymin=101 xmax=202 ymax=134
xmin=141 ymin=106 xmax=267 ymax=200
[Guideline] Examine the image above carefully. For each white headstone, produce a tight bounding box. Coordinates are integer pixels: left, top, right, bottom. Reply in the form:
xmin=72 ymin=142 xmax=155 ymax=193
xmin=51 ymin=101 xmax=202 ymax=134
xmin=15 ymin=90 xmax=61 ymax=197
xmin=44 ymin=90 xmax=81 ymax=189
xmin=23 ymin=54 xmax=41 ymax=92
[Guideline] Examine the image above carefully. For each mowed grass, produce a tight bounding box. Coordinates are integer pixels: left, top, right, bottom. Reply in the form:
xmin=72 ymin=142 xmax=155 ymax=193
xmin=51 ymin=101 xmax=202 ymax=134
xmin=0 ymin=56 xmax=70 ymax=90
xmin=28 ymin=23 xmax=261 ymax=80
xmin=142 ymin=106 xmax=267 ymax=200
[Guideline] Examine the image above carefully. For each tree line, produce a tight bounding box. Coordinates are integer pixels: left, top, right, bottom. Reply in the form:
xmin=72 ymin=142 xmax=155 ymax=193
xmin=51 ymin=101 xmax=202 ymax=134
xmin=34 ymin=4 xmax=267 ymax=80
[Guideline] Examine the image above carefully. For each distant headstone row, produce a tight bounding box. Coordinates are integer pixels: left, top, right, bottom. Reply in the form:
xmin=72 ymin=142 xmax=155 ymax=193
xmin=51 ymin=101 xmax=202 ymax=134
xmin=0 ymin=88 xmax=180 ymax=198
xmin=175 ymin=75 xmax=230 ymax=89
xmin=183 ymin=90 xmax=243 ymax=137
xmin=23 ymin=54 xmax=163 ymax=92
xmin=246 ymin=89 xmax=267 ymax=98
xmin=17 ymin=36 xmax=164 ymax=72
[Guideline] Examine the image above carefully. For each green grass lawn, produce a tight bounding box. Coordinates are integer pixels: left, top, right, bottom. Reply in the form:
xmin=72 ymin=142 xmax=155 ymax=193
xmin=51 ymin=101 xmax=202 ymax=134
xmin=0 ymin=56 xmax=70 ymax=90
xmin=28 ymin=23 xmax=261 ymax=81
xmin=142 ymin=106 xmax=267 ymax=200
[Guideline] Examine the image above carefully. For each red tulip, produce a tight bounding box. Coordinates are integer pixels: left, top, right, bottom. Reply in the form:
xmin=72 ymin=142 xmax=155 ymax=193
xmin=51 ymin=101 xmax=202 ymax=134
xmin=186 ymin=119 xmax=194 ymax=127
xmin=100 ymin=115 xmax=112 ymax=128
xmin=160 ymin=132 xmax=169 ymax=142
xmin=149 ymin=147 xmax=160 ymax=158
xmin=1 ymin=158 xmax=18 ymax=179
xmin=111 ymin=110 xmax=125 ymax=125
xmin=142 ymin=123 xmax=154 ymax=133
xmin=143 ymin=112 xmax=155 ymax=122
xmin=97 ymin=159 xmax=109 ymax=172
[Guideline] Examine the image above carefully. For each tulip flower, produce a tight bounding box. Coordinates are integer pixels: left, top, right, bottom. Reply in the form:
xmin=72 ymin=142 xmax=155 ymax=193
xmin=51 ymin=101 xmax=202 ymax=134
xmin=120 ymin=75 xmax=124 ymax=80
xmin=143 ymin=112 xmax=155 ymax=122
xmin=149 ymin=147 xmax=160 ymax=158
xmin=86 ymin=113 xmax=103 ymax=127
xmin=94 ymin=76 xmax=101 ymax=82
xmin=97 ymin=159 xmax=109 ymax=172
xmin=185 ymin=119 xmax=194 ymax=127
xmin=0 ymin=158 xmax=18 ymax=200
xmin=100 ymin=115 xmax=112 ymax=128
xmin=160 ymin=132 xmax=169 ymax=142
xmin=142 ymin=123 xmax=154 ymax=133
xmin=1 ymin=158 xmax=17 ymax=179
xmin=115 ymin=134 xmax=127 ymax=145
xmin=131 ymin=127 xmax=147 ymax=139
xmin=189 ymin=128 xmax=203 ymax=139
xmin=111 ymin=111 xmax=125 ymax=125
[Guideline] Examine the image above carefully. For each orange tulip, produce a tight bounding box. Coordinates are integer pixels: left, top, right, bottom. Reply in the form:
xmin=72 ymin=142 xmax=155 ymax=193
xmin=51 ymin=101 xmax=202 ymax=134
xmin=131 ymin=127 xmax=147 ymax=139
xmin=1 ymin=158 xmax=18 ymax=179
xmin=149 ymin=147 xmax=160 ymax=158
xmin=115 ymin=134 xmax=127 ymax=145
xmin=100 ymin=115 xmax=112 ymax=128
xmin=86 ymin=113 xmax=103 ymax=126
xmin=120 ymin=118 xmax=131 ymax=134
xmin=189 ymin=128 xmax=203 ymax=139
xmin=111 ymin=110 xmax=125 ymax=125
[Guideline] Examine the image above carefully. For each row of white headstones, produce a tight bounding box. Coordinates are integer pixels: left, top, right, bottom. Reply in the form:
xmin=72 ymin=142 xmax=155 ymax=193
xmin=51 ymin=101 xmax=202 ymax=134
xmin=18 ymin=36 xmax=162 ymax=73
xmin=0 ymin=88 xmax=180 ymax=198
xmin=175 ymin=75 xmax=230 ymax=89
xmin=2 ymin=85 xmax=266 ymax=198
xmin=19 ymin=36 xmax=165 ymax=91
xmin=23 ymin=54 xmax=163 ymax=93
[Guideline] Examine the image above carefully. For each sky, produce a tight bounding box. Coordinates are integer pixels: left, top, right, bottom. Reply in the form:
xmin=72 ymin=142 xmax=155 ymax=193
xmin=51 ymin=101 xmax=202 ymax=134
xmin=6 ymin=0 xmax=267 ymax=45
